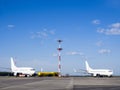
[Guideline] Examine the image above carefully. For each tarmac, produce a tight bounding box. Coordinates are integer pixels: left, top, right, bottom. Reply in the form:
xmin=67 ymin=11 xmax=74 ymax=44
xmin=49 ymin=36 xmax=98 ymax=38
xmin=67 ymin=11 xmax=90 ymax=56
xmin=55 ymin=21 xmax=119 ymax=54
xmin=0 ymin=76 xmax=120 ymax=90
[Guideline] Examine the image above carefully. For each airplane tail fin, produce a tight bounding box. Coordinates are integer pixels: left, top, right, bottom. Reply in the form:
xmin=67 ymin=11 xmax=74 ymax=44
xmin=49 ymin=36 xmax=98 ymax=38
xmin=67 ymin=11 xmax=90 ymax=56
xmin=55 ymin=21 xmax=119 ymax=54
xmin=85 ymin=61 xmax=92 ymax=72
xmin=11 ymin=57 xmax=17 ymax=71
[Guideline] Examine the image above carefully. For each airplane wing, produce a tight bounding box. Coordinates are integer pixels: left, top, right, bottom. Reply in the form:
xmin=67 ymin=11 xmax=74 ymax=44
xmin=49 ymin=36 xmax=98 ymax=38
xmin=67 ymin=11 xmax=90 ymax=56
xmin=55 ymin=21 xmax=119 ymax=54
xmin=73 ymin=68 xmax=88 ymax=74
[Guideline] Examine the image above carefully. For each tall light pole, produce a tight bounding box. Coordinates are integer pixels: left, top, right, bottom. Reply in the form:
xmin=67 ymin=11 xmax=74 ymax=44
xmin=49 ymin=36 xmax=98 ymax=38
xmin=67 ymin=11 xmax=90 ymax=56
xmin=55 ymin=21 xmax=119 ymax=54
xmin=57 ymin=40 xmax=62 ymax=77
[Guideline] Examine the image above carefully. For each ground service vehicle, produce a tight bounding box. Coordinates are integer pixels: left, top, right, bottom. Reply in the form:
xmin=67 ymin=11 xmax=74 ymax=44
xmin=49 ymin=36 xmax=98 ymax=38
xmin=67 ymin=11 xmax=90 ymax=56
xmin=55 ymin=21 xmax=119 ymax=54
xmin=37 ymin=72 xmax=59 ymax=77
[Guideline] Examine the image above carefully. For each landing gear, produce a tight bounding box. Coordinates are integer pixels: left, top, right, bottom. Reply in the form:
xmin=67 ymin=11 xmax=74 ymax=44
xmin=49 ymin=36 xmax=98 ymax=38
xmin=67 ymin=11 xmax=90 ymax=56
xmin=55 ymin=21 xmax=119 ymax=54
xmin=25 ymin=74 xmax=30 ymax=77
xmin=96 ymin=74 xmax=101 ymax=77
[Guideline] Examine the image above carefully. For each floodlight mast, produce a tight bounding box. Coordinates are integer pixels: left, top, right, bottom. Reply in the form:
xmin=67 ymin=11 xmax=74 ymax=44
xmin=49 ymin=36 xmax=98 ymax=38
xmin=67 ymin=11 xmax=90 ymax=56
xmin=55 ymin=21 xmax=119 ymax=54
xmin=57 ymin=40 xmax=63 ymax=77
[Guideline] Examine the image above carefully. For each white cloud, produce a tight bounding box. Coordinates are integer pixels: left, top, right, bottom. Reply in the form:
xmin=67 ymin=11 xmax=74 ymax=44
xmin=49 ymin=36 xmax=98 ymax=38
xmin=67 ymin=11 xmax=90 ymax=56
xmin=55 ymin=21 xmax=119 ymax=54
xmin=92 ymin=19 xmax=100 ymax=25
xmin=43 ymin=28 xmax=55 ymax=35
xmin=66 ymin=51 xmax=84 ymax=56
xmin=96 ymin=41 xmax=104 ymax=47
xmin=110 ymin=23 xmax=120 ymax=28
xmin=49 ymin=30 xmax=55 ymax=35
xmin=31 ymin=29 xmax=55 ymax=39
xmin=30 ymin=29 xmax=55 ymax=45
xmin=97 ymin=22 xmax=120 ymax=35
xmin=98 ymin=49 xmax=111 ymax=54
xmin=7 ymin=24 xmax=15 ymax=30
xmin=40 ymin=32 xmax=48 ymax=37
xmin=8 ymin=25 xmax=15 ymax=28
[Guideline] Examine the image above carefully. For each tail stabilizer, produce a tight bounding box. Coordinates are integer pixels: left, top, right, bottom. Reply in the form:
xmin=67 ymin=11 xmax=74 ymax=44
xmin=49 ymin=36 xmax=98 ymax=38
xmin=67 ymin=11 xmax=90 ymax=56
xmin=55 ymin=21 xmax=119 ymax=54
xmin=85 ymin=61 xmax=92 ymax=72
xmin=11 ymin=57 xmax=17 ymax=71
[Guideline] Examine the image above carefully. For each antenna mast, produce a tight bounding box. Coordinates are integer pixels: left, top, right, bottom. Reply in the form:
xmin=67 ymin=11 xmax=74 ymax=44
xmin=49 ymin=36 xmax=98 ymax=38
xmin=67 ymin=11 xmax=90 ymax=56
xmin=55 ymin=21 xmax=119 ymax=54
xmin=57 ymin=40 xmax=63 ymax=77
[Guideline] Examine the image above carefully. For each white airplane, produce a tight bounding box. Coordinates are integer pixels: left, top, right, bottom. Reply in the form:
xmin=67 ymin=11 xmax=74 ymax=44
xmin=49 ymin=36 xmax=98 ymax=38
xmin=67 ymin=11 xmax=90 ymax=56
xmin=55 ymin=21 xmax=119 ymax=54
xmin=11 ymin=57 xmax=35 ymax=77
xmin=85 ymin=61 xmax=113 ymax=77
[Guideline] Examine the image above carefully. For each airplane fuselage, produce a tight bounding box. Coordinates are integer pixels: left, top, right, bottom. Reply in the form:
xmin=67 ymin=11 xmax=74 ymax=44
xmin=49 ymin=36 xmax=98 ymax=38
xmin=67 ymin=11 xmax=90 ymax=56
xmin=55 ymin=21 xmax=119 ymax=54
xmin=85 ymin=61 xmax=113 ymax=77
xmin=13 ymin=67 xmax=35 ymax=76
xmin=88 ymin=69 xmax=113 ymax=77
xmin=11 ymin=57 xmax=35 ymax=77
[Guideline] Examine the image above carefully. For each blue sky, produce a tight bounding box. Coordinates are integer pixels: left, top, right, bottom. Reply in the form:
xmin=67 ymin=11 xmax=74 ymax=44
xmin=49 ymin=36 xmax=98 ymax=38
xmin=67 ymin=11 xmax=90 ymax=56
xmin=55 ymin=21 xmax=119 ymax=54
xmin=0 ymin=0 xmax=120 ymax=75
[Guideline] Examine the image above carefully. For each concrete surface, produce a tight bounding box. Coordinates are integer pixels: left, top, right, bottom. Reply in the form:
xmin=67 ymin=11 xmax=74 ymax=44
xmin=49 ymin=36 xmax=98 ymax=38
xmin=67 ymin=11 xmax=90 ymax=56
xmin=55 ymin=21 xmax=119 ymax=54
xmin=0 ymin=76 xmax=120 ymax=90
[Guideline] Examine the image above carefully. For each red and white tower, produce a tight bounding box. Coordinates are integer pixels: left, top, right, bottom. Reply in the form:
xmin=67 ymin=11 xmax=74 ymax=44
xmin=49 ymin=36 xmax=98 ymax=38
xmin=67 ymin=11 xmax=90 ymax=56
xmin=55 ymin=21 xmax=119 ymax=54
xmin=57 ymin=40 xmax=62 ymax=77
